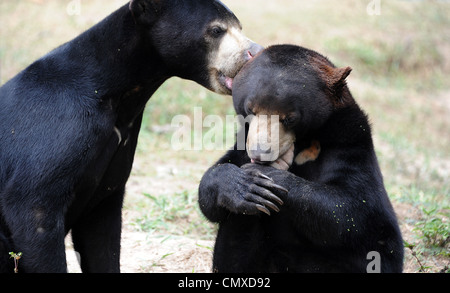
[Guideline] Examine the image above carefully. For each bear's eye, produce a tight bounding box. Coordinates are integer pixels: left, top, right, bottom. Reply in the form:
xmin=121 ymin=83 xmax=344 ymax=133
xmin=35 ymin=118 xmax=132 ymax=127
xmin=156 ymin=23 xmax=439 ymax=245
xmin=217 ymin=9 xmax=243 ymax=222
xmin=280 ymin=115 xmax=296 ymax=128
xmin=209 ymin=26 xmax=226 ymax=38
xmin=244 ymin=105 xmax=255 ymax=116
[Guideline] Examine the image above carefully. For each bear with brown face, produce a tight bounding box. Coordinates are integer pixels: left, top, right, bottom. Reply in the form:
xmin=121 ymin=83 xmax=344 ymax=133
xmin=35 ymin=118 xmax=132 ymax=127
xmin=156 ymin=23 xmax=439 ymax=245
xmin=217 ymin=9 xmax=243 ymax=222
xmin=199 ymin=45 xmax=404 ymax=273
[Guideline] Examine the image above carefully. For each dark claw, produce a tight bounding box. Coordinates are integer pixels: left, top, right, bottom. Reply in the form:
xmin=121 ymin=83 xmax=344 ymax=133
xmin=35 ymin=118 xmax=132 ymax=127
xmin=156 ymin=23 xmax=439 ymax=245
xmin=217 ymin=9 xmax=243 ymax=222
xmin=253 ymin=177 xmax=289 ymax=196
xmin=258 ymin=188 xmax=284 ymax=206
xmin=266 ymin=182 xmax=289 ymax=194
xmin=249 ymin=184 xmax=284 ymax=207
xmin=260 ymin=198 xmax=280 ymax=213
xmin=256 ymin=204 xmax=271 ymax=216
xmin=257 ymin=172 xmax=273 ymax=182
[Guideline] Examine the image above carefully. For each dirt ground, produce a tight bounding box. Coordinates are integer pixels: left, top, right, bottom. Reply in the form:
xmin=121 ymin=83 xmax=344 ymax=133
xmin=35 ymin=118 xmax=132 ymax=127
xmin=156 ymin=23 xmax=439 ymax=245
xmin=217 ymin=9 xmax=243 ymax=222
xmin=66 ymin=231 xmax=214 ymax=273
xmin=64 ymin=156 xmax=448 ymax=274
xmin=65 ymin=206 xmax=449 ymax=273
xmin=65 ymin=204 xmax=447 ymax=273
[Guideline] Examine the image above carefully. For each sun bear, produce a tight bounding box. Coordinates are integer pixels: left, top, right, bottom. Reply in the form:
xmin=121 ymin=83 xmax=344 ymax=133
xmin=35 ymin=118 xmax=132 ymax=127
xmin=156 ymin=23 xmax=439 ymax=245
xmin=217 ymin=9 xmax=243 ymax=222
xmin=0 ymin=0 xmax=262 ymax=273
xmin=198 ymin=45 xmax=404 ymax=273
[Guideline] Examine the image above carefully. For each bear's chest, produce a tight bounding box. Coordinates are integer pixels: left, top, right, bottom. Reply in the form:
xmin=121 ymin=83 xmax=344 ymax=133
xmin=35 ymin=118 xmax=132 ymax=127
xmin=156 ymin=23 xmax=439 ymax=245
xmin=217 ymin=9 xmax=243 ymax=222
xmin=65 ymin=115 xmax=144 ymax=230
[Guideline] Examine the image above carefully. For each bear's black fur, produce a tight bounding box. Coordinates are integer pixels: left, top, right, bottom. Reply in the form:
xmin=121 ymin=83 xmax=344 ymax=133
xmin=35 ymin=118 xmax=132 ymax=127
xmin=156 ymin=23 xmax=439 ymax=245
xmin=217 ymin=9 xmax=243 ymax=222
xmin=0 ymin=0 xmax=262 ymax=273
xmin=198 ymin=45 xmax=404 ymax=273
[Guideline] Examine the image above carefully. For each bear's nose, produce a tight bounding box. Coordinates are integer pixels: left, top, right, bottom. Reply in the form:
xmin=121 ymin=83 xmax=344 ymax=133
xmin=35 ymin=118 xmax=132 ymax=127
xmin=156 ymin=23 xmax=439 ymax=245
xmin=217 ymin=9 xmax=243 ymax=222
xmin=248 ymin=144 xmax=272 ymax=162
xmin=246 ymin=43 xmax=264 ymax=61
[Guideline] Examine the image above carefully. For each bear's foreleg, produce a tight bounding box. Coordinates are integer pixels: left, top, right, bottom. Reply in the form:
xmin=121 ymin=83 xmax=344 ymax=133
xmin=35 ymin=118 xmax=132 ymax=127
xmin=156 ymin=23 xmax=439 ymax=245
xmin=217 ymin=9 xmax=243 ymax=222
xmin=71 ymin=187 xmax=124 ymax=273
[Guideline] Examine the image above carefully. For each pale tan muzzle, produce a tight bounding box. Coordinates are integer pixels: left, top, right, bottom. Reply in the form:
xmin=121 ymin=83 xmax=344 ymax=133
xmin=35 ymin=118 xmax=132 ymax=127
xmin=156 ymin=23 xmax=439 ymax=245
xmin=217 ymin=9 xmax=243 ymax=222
xmin=246 ymin=114 xmax=295 ymax=165
xmin=208 ymin=25 xmax=264 ymax=95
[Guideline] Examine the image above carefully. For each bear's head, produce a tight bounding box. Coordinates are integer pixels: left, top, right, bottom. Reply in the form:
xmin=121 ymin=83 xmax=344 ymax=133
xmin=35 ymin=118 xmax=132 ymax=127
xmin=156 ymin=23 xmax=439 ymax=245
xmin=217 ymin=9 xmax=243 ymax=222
xmin=232 ymin=45 xmax=353 ymax=165
xmin=129 ymin=0 xmax=263 ymax=95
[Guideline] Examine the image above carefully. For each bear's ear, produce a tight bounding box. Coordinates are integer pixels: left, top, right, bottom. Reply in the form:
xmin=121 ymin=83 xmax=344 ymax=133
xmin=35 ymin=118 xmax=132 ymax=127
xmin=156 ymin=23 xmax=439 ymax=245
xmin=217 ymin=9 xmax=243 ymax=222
xmin=320 ymin=65 xmax=353 ymax=107
xmin=309 ymin=54 xmax=354 ymax=107
xmin=129 ymin=0 xmax=162 ymax=26
xmin=321 ymin=65 xmax=352 ymax=91
xmin=310 ymin=55 xmax=351 ymax=89
xmin=331 ymin=66 xmax=352 ymax=88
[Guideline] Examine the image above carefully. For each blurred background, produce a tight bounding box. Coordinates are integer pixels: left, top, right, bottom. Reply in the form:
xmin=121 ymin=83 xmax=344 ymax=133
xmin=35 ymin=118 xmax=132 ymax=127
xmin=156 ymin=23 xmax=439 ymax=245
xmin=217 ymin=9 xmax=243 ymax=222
xmin=0 ymin=0 xmax=448 ymax=272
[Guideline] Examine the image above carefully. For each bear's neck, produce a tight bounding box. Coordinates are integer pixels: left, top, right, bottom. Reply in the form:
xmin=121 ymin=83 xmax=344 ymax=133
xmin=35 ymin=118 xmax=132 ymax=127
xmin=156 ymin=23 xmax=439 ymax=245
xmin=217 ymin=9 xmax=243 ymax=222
xmin=316 ymin=104 xmax=373 ymax=148
xmin=295 ymin=104 xmax=372 ymax=150
xmin=63 ymin=4 xmax=170 ymax=124
xmin=81 ymin=4 xmax=168 ymax=88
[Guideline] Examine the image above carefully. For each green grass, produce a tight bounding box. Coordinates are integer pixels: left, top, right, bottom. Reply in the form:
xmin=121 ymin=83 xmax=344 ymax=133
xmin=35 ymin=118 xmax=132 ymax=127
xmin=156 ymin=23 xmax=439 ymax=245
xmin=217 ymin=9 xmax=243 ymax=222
xmin=129 ymin=190 xmax=216 ymax=239
xmin=1 ymin=0 xmax=449 ymax=272
xmin=414 ymin=207 xmax=449 ymax=252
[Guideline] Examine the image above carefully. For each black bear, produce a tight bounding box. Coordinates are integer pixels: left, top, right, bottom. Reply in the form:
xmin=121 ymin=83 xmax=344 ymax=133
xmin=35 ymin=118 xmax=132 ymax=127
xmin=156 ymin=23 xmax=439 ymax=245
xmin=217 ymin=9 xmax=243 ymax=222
xmin=0 ymin=0 xmax=263 ymax=273
xmin=198 ymin=45 xmax=404 ymax=273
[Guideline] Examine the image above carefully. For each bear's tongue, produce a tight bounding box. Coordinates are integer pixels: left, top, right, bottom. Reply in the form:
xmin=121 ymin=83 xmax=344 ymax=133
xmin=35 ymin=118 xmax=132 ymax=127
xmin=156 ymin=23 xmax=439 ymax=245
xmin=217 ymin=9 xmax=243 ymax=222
xmin=225 ymin=76 xmax=233 ymax=90
xmin=223 ymin=51 xmax=257 ymax=91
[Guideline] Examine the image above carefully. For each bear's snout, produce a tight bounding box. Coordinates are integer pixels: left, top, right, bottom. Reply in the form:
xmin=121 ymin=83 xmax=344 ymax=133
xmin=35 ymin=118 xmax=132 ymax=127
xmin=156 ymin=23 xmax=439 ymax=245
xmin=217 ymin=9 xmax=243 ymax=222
xmin=246 ymin=114 xmax=295 ymax=164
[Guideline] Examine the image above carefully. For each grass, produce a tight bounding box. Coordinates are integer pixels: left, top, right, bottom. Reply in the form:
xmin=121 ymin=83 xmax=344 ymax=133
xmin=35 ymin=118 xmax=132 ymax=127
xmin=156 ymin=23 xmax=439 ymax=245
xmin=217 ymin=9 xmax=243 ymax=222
xmin=415 ymin=208 xmax=449 ymax=251
xmin=129 ymin=190 xmax=216 ymax=239
xmin=1 ymin=0 xmax=449 ymax=272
